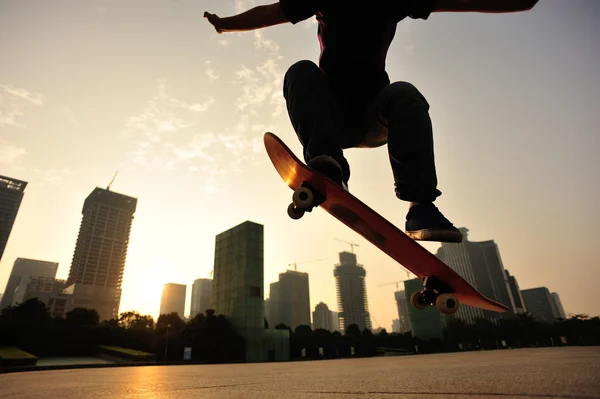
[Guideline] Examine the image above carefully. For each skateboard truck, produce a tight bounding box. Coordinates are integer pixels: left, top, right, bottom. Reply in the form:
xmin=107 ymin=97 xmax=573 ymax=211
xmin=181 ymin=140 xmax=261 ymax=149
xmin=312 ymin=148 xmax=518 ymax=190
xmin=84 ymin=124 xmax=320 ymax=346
xmin=287 ymin=182 xmax=326 ymax=220
xmin=410 ymin=276 xmax=460 ymax=315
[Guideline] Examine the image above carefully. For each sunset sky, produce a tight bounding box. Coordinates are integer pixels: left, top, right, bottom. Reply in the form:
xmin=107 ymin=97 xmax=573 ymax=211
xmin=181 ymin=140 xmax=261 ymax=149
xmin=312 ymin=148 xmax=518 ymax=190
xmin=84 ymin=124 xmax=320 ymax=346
xmin=1 ymin=0 xmax=598 ymax=329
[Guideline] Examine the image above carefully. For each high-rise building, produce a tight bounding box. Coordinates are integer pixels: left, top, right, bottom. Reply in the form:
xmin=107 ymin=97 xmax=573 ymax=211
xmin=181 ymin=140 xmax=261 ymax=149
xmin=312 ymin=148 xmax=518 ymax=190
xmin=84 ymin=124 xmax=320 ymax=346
xmin=65 ymin=187 xmax=137 ymax=321
xmin=268 ymin=270 xmax=311 ymax=330
xmin=0 ymin=175 xmax=27 ymax=265
xmin=394 ymin=289 xmax=413 ymax=333
xmin=505 ymin=269 xmax=527 ymax=314
xmin=160 ymin=283 xmax=187 ymax=317
xmin=212 ymin=221 xmax=289 ymax=362
xmin=313 ymin=302 xmax=335 ymax=332
xmin=12 ymin=276 xmax=67 ymax=305
xmin=436 ymin=227 xmax=515 ymax=320
xmin=190 ymin=278 xmax=212 ymax=317
xmin=521 ymin=287 xmax=559 ymax=322
xmin=404 ymin=278 xmax=445 ymax=339
xmin=0 ymin=258 xmax=58 ymax=310
xmin=331 ymin=311 xmax=339 ymax=332
xmin=334 ymin=251 xmax=371 ymax=332
xmin=392 ymin=319 xmax=401 ymax=333
xmin=551 ymin=292 xmax=566 ymax=319
xmin=12 ymin=276 xmax=71 ymax=318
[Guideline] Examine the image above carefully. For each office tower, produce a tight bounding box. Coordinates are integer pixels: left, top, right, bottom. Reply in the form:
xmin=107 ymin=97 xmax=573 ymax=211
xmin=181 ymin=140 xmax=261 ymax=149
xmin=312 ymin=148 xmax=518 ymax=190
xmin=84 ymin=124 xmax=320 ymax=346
xmin=331 ymin=311 xmax=339 ymax=332
xmin=392 ymin=319 xmax=401 ymax=333
xmin=436 ymin=227 xmax=515 ymax=320
xmin=12 ymin=276 xmax=70 ymax=318
xmin=404 ymin=278 xmax=445 ymax=339
xmin=334 ymin=251 xmax=371 ymax=332
xmin=0 ymin=175 xmax=27 ymax=264
xmin=0 ymin=258 xmax=58 ymax=310
xmin=313 ymin=302 xmax=336 ymax=332
xmin=190 ymin=278 xmax=212 ymax=317
xmin=551 ymin=292 xmax=566 ymax=319
xmin=521 ymin=287 xmax=559 ymax=322
xmin=65 ymin=187 xmax=137 ymax=321
xmin=268 ymin=270 xmax=311 ymax=330
xmin=505 ymin=269 xmax=527 ymax=314
xmin=394 ymin=289 xmax=413 ymax=333
xmin=212 ymin=221 xmax=290 ymax=362
xmin=159 ymin=283 xmax=187 ymax=317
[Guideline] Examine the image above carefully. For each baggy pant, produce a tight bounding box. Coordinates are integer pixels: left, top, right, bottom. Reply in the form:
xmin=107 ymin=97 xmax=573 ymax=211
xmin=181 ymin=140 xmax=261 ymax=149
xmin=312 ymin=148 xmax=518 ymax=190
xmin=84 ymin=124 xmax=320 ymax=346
xmin=283 ymin=60 xmax=442 ymax=203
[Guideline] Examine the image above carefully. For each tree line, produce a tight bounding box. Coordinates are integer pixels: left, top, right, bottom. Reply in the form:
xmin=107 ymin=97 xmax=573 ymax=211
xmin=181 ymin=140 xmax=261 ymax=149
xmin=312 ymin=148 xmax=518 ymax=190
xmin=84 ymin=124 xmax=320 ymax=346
xmin=1 ymin=298 xmax=598 ymax=362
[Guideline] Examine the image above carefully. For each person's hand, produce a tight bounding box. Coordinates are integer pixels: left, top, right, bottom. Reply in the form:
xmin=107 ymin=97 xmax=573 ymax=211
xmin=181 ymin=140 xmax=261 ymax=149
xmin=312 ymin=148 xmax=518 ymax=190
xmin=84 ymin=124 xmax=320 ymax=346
xmin=204 ymin=12 xmax=224 ymax=34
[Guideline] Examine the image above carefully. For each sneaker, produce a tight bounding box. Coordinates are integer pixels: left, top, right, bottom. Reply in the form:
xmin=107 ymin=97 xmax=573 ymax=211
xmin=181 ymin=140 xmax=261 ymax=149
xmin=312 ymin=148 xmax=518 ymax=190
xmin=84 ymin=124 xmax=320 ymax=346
xmin=308 ymin=155 xmax=349 ymax=191
xmin=405 ymin=203 xmax=463 ymax=243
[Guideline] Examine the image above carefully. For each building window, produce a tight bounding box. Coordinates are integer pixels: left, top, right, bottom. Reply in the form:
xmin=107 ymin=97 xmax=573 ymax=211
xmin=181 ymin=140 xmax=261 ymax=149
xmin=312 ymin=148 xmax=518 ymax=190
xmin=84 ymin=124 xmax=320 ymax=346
xmin=249 ymin=286 xmax=261 ymax=297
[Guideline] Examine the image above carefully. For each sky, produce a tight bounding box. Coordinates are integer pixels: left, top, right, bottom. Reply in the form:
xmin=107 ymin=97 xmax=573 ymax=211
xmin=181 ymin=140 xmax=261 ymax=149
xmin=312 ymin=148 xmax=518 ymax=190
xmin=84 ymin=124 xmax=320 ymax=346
xmin=1 ymin=0 xmax=598 ymax=330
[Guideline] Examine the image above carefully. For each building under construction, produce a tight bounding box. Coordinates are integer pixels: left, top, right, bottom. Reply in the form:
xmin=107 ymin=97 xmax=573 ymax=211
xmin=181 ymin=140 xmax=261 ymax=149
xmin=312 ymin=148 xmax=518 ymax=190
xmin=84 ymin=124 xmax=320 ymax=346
xmin=334 ymin=251 xmax=371 ymax=332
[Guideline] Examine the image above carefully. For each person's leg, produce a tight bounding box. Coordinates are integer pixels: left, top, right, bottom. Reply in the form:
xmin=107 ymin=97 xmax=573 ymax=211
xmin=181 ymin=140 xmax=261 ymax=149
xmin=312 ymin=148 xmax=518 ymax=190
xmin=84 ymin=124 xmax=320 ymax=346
xmin=283 ymin=60 xmax=350 ymax=188
xmin=362 ymin=81 xmax=462 ymax=242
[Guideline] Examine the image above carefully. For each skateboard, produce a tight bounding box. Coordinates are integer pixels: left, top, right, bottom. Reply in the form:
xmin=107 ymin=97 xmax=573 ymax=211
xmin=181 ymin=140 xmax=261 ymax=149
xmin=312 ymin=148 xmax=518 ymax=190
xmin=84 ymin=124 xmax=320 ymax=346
xmin=264 ymin=132 xmax=511 ymax=315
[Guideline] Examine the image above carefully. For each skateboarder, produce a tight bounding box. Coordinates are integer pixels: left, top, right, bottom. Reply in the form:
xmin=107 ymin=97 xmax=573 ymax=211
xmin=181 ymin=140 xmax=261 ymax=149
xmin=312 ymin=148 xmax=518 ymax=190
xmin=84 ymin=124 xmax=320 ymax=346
xmin=204 ymin=0 xmax=537 ymax=243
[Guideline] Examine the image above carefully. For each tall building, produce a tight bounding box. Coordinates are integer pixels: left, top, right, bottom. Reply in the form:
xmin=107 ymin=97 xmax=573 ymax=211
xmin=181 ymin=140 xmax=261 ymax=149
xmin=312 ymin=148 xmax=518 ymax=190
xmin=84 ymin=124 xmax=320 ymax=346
xmin=394 ymin=290 xmax=413 ymax=333
xmin=436 ymin=227 xmax=515 ymax=321
xmin=190 ymin=278 xmax=212 ymax=317
xmin=404 ymin=278 xmax=445 ymax=340
xmin=0 ymin=258 xmax=58 ymax=310
xmin=65 ymin=187 xmax=137 ymax=321
xmin=392 ymin=319 xmax=401 ymax=333
xmin=212 ymin=221 xmax=289 ymax=362
xmin=12 ymin=276 xmax=71 ymax=318
xmin=268 ymin=270 xmax=311 ymax=330
xmin=334 ymin=251 xmax=371 ymax=332
xmin=313 ymin=302 xmax=335 ymax=332
xmin=0 ymin=175 xmax=27 ymax=264
xmin=331 ymin=311 xmax=339 ymax=332
xmin=505 ymin=269 xmax=527 ymax=314
xmin=521 ymin=287 xmax=559 ymax=323
xmin=160 ymin=283 xmax=187 ymax=317
xmin=551 ymin=292 xmax=567 ymax=319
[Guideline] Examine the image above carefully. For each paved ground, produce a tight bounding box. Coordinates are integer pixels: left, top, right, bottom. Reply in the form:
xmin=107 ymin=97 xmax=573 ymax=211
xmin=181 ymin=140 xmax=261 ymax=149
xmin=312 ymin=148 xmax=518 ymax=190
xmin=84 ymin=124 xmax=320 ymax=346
xmin=2 ymin=347 xmax=599 ymax=398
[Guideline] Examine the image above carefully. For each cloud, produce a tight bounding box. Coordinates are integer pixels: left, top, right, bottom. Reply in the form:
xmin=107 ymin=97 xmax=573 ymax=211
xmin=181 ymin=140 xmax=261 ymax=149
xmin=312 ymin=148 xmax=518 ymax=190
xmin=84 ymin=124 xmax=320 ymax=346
xmin=204 ymin=61 xmax=220 ymax=82
xmin=0 ymin=139 xmax=26 ymax=164
xmin=218 ymin=39 xmax=229 ymax=46
xmin=0 ymin=84 xmax=45 ymax=130
xmin=254 ymin=30 xmax=279 ymax=52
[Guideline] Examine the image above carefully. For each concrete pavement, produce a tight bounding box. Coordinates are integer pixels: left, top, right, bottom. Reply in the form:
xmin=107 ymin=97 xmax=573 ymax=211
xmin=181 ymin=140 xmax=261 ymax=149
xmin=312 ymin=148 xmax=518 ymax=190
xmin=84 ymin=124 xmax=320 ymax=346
xmin=2 ymin=347 xmax=599 ymax=398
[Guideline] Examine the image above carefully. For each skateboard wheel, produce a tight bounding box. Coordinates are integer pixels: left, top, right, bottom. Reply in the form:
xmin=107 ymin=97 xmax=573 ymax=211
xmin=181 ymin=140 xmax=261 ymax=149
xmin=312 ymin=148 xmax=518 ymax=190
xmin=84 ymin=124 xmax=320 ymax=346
xmin=410 ymin=292 xmax=428 ymax=310
xmin=287 ymin=203 xmax=305 ymax=220
xmin=436 ymin=293 xmax=459 ymax=314
xmin=292 ymin=187 xmax=314 ymax=210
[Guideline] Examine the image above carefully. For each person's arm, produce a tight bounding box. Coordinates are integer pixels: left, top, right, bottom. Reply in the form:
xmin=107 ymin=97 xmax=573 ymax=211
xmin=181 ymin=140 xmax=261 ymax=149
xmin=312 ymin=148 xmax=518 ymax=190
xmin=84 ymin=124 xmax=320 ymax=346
xmin=433 ymin=0 xmax=538 ymax=13
xmin=204 ymin=3 xmax=289 ymax=34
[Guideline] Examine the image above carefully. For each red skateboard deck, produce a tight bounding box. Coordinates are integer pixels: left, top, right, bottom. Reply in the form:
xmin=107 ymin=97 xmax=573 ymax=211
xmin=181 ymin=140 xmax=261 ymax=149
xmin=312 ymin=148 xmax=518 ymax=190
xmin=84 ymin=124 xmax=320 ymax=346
xmin=264 ymin=132 xmax=510 ymax=314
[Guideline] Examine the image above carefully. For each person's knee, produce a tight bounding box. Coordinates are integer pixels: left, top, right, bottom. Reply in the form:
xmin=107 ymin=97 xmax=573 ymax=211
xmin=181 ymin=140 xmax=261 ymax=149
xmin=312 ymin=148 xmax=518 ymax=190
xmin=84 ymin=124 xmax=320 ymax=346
xmin=284 ymin=60 xmax=323 ymax=97
xmin=387 ymin=81 xmax=429 ymax=108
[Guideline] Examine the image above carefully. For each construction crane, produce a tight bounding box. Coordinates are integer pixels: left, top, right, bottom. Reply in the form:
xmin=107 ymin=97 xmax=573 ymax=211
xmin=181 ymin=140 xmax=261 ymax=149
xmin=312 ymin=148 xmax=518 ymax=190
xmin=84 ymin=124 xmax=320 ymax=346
xmin=107 ymin=171 xmax=118 ymax=191
xmin=377 ymin=273 xmax=413 ymax=291
xmin=287 ymin=258 xmax=327 ymax=271
xmin=334 ymin=238 xmax=359 ymax=253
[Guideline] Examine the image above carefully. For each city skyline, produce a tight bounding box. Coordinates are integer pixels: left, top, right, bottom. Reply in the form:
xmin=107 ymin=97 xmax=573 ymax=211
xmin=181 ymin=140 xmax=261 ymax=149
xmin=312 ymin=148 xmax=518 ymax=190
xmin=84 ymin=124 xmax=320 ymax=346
xmin=0 ymin=192 xmax=571 ymax=330
xmin=1 ymin=1 xmax=599 ymax=329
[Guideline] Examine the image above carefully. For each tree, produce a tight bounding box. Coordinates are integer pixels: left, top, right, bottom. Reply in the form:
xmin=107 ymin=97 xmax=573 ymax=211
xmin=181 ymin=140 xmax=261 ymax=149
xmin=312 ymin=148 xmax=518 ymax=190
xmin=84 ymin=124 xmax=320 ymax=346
xmin=65 ymin=308 xmax=100 ymax=326
xmin=156 ymin=312 xmax=186 ymax=331
xmin=9 ymin=298 xmax=50 ymax=325
xmin=118 ymin=311 xmax=154 ymax=329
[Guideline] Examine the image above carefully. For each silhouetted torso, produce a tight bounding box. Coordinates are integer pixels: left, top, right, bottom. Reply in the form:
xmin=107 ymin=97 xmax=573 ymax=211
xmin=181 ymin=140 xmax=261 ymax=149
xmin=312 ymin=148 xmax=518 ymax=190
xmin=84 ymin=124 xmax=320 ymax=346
xmin=280 ymin=0 xmax=435 ymax=110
